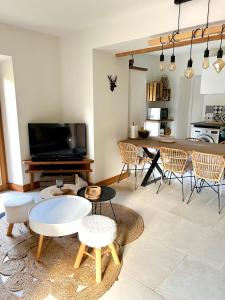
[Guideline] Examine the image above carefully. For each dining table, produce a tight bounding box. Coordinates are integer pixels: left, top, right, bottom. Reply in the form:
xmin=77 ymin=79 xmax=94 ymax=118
xmin=120 ymin=137 xmax=225 ymax=187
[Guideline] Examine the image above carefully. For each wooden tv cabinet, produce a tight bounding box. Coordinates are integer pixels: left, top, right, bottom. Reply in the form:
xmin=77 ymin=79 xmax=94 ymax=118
xmin=23 ymin=159 xmax=94 ymax=190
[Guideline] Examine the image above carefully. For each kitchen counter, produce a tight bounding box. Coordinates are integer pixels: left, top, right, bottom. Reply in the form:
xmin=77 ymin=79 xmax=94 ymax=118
xmin=191 ymin=121 xmax=224 ymax=128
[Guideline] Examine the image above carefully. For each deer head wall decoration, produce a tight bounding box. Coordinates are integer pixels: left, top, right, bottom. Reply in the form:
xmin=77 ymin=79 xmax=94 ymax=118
xmin=107 ymin=75 xmax=117 ymax=92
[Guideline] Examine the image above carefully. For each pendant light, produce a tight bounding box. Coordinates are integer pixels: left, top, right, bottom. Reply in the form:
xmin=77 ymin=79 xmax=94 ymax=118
xmin=169 ymin=42 xmax=176 ymax=71
xmin=202 ymin=0 xmax=210 ymax=69
xmin=159 ymin=43 xmax=165 ymax=72
xmin=202 ymin=37 xmax=210 ymax=69
xmin=184 ymin=30 xmax=195 ymax=79
xmin=213 ymin=24 xmax=225 ymax=73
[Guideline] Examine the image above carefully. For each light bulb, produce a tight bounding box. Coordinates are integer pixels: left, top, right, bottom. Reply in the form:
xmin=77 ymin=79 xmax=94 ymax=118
xmin=202 ymin=57 xmax=209 ymax=69
xmin=168 ymin=54 xmax=176 ymax=71
xmin=160 ymin=61 xmax=165 ymax=72
xmin=202 ymin=48 xmax=210 ymax=69
xmin=168 ymin=63 xmax=176 ymax=71
xmin=213 ymin=48 xmax=225 ymax=73
xmin=184 ymin=59 xmax=194 ymax=79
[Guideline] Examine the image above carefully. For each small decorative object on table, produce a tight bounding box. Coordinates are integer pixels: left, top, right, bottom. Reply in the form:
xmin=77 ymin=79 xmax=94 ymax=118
xmin=138 ymin=127 xmax=149 ymax=139
xmin=157 ymin=135 xmax=175 ymax=143
xmin=52 ymin=188 xmax=76 ymax=196
xmin=56 ymin=178 xmax=64 ymax=190
xmin=84 ymin=186 xmax=101 ymax=201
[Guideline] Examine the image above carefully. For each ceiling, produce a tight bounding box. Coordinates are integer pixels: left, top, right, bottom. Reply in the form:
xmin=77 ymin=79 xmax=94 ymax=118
xmin=0 ymin=0 xmax=169 ymax=36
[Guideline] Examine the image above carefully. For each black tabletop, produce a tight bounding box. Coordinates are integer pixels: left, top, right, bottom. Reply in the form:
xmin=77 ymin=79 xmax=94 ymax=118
xmin=77 ymin=186 xmax=116 ymax=202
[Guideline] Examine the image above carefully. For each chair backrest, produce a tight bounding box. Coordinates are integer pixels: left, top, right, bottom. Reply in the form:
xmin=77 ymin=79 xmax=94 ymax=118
xmin=118 ymin=142 xmax=138 ymax=165
xmin=160 ymin=147 xmax=188 ymax=173
xmin=192 ymin=151 xmax=225 ymax=182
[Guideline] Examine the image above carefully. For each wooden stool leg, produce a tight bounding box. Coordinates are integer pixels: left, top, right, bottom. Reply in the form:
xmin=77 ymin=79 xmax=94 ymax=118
xmin=36 ymin=235 xmax=44 ymax=261
xmin=24 ymin=221 xmax=34 ymax=234
xmin=95 ymin=248 xmax=102 ymax=283
xmin=7 ymin=223 xmax=14 ymax=236
xmin=74 ymin=243 xmax=86 ymax=268
xmin=109 ymin=243 xmax=120 ymax=265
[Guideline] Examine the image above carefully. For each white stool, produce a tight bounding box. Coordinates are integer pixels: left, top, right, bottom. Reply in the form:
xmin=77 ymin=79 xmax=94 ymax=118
xmin=74 ymin=215 xmax=120 ymax=283
xmin=4 ymin=195 xmax=35 ymax=236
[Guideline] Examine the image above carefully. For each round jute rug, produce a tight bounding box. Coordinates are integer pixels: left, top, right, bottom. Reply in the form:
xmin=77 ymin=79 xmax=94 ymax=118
xmin=0 ymin=203 xmax=144 ymax=300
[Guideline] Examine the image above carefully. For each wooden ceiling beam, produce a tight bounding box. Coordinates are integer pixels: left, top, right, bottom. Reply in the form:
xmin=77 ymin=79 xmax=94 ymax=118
xmin=148 ymin=25 xmax=223 ymax=47
xmin=115 ymin=33 xmax=225 ymax=58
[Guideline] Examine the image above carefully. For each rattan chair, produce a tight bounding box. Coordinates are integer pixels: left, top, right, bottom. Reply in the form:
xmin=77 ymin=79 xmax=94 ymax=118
xmin=187 ymin=151 xmax=225 ymax=213
xmin=118 ymin=142 xmax=153 ymax=190
xmin=156 ymin=147 xmax=191 ymax=201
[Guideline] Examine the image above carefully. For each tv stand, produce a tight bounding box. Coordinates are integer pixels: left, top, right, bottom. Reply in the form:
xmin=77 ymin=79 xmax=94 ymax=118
xmin=23 ymin=158 xmax=94 ymax=190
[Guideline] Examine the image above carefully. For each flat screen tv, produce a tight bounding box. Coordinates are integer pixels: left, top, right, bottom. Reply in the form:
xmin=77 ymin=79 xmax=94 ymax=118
xmin=28 ymin=123 xmax=87 ymax=161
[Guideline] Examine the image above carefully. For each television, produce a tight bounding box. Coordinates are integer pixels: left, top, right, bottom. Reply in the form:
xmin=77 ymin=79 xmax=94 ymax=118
xmin=28 ymin=123 xmax=87 ymax=161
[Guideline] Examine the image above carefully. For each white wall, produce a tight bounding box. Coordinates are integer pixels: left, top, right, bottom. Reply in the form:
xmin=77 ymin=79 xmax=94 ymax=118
xmin=0 ymin=24 xmax=61 ymax=185
xmin=59 ymin=0 xmax=225 ymax=182
xmin=0 ymin=57 xmax=23 ymax=184
xmin=93 ymin=50 xmax=129 ymax=182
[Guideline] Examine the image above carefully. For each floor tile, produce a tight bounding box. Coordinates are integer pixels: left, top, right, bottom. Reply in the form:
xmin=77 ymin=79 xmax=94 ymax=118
xmin=158 ymin=257 xmax=225 ymax=300
xmin=122 ymin=238 xmax=185 ymax=290
xmin=161 ymin=220 xmax=225 ymax=269
xmin=100 ymin=272 xmax=166 ymax=300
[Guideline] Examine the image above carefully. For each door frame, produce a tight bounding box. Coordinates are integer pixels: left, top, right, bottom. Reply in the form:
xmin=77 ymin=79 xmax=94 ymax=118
xmin=0 ymin=107 xmax=8 ymax=191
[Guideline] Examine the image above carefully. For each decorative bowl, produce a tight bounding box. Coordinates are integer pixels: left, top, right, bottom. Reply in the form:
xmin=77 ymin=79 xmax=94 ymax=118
xmin=84 ymin=186 xmax=101 ymax=201
xmin=138 ymin=129 xmax=149 ymax=139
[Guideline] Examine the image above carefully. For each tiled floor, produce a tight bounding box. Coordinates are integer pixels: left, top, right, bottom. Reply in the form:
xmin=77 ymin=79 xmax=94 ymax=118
xmin=101 ymin=175 xmax=225 ymax=300
xmin=1 ymin=176 xmax=225 ymax=300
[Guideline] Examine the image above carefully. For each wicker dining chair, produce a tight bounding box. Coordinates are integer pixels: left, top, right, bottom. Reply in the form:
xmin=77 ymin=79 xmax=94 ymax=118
xmin=118 ymin=142 xmax=153 ymax=190
xmin=156 ymin=147 xmax=191 ymax=201
xmin=187 ymin=151 xmax=225 ymax=213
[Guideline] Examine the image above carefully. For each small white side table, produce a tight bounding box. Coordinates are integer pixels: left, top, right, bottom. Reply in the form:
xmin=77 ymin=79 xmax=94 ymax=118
xmin=29 ymin=195 xmax=92 ymax=260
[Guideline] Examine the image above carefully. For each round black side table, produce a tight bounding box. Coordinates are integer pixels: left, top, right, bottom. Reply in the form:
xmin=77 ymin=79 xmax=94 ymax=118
xmin=77 ymin=186 xmax=117 ymax=222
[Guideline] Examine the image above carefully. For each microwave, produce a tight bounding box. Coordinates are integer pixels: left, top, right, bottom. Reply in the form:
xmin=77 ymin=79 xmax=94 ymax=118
xmin=148 ymin=108 xmax=168 ymax=120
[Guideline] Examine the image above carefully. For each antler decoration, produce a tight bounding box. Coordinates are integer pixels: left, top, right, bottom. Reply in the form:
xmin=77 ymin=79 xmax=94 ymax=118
xmin=107 ymin=75 xmax=117 ymax=92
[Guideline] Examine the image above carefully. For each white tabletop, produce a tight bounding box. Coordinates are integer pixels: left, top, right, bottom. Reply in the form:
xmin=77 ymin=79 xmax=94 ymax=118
xmin=29 ymin=196 xmax=92 ymax=237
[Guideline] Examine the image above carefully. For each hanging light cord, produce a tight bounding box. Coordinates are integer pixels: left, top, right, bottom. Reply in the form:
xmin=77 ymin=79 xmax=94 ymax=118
xmin=189 ymin=28 xmax=202 ymax=60
xmin=219 ymin=24 xmax=225 ymax=50
xmin=177 ymin=3 xmax=181 ymax=34
xmin=206 ymin=0 xmax=211 ymax=29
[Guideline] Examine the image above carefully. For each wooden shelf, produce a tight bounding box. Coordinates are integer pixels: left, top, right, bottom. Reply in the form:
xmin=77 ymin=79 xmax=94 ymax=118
xmin=146 ymin=119 xmax=174 ymax=123
xmin=23 ymin=158 xmax=94 ymax=165
xmin=22 ymin=158 xmax=94 ymax=190
xmin=25 ymin=169 xmax=92 ymax=174
xmin=129 ymin=66 xmax=148 ymax=71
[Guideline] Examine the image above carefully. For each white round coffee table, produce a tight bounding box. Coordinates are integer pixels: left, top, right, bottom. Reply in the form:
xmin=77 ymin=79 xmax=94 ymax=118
xmin=40 ymin=184 xmax=79 ymax=199
xmin=29 ymin=195 xmax=92 ymax=260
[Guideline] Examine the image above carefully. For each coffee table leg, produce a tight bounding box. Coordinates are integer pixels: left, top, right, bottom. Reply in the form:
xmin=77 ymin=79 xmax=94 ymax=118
xmin=99 ymin=202 xmax=102 ymax=215
xmin=37 ymin=235 xmax=44 ymax=261
xmin=110 ymin=200 xmax=117 ymax=223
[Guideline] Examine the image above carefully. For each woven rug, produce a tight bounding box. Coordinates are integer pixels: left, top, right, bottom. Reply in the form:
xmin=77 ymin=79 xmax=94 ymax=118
xmin=0 ymin=203 xmax=144 ymax=300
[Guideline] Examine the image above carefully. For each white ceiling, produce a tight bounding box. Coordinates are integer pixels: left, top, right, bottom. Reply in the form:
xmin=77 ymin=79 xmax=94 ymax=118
xmin=0 ymin=0 xmax=169 ymax=36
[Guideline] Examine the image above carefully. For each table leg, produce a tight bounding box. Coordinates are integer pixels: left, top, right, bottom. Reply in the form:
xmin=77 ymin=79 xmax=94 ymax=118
xmin=36 ymin=235 xmax=44 ymax=261
xmin=29 ymin=173 xmax=34 ymax=191
xmin=141 ymin=149 xmax=163 ymax=187
xmin=110 ymin=200 xmax=117 ymax=222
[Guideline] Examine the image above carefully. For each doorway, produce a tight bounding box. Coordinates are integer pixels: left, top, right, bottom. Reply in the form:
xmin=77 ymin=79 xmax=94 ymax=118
xmin=0 ymin=107 xmax=7 ymax=191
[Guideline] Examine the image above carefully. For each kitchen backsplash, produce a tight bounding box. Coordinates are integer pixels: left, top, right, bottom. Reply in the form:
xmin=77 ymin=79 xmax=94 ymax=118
xmin=205 ymin=105 xmax=225 ymax=123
